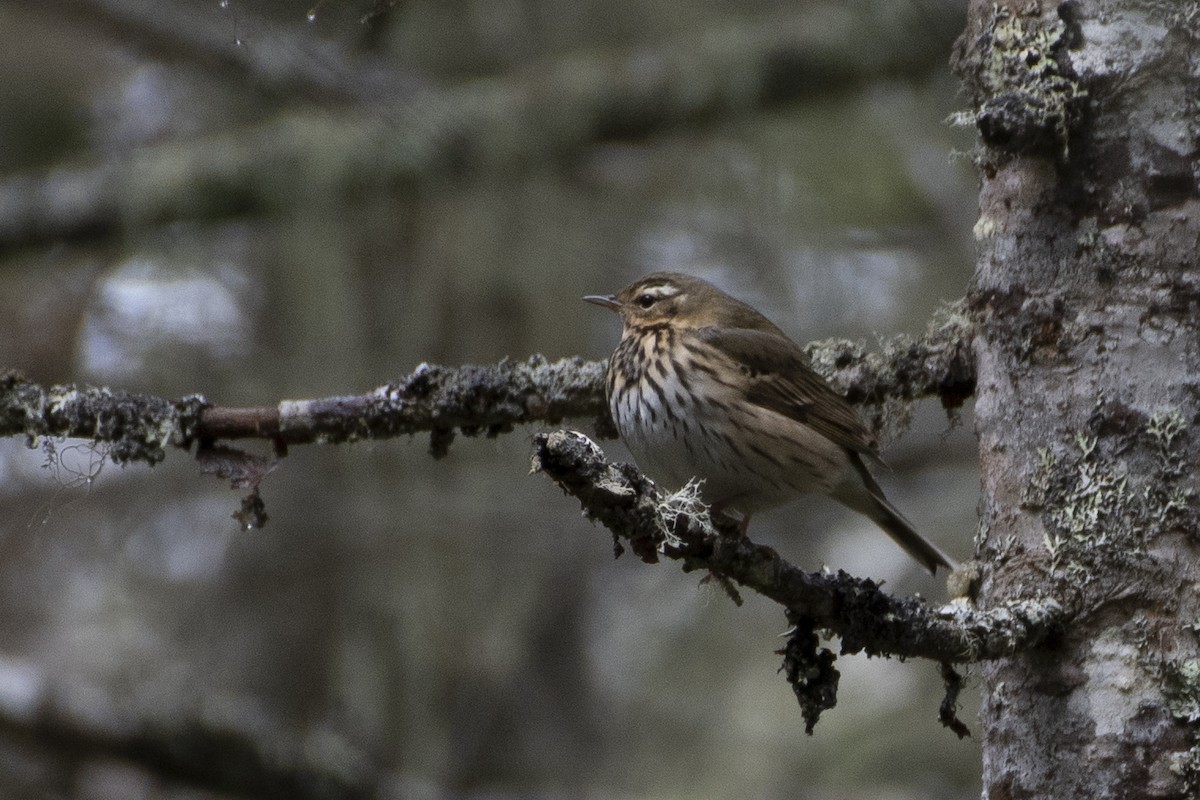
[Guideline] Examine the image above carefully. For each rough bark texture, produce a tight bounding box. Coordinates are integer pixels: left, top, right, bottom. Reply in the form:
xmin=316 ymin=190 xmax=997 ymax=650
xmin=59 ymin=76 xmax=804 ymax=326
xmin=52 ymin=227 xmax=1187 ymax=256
xmin=533 ymin=428 xmax=1063 ymax=734
xmin=955 ymin=1 xmax=1200 ymax=797
xmin=532 ymin=429 xmax=1063 ymax=665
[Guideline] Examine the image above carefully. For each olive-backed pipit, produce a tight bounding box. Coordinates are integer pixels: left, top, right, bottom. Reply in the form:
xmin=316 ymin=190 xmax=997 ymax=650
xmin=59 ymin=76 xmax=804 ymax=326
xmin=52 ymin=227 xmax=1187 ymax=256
xmin=585 ymin=272 xmax=953 ymax=575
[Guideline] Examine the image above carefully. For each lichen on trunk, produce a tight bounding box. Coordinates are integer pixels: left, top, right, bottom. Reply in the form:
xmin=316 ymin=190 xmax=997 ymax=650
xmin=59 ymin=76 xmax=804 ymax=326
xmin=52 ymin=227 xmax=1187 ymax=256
xmin=956 ymin=0 xmax=1200 ymax=796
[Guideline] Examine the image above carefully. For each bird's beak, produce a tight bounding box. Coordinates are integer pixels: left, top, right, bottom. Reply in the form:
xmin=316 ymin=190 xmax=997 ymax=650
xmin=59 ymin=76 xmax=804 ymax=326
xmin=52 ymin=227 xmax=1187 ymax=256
xmin=583 ymin=294 xmax=621 ymax=312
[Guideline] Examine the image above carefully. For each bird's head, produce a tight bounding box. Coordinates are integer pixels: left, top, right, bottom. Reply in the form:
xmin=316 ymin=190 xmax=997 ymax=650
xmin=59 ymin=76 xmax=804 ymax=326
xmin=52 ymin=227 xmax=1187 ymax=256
xmin=584 ymin=272 xmax=781 ymax=334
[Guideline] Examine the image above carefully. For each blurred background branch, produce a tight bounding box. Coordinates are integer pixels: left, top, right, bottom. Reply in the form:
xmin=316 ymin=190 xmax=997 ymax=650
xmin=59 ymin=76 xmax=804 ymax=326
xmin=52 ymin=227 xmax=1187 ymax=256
xmin=51 ymin=0 xmax=421 ymax=104
xmin=0 ymin=0 xmax=982 ymax=795
xmin=0 ymin=655 xmax=378 ymax=800
xmin=0 ymin=0 xmax=961 ymax=248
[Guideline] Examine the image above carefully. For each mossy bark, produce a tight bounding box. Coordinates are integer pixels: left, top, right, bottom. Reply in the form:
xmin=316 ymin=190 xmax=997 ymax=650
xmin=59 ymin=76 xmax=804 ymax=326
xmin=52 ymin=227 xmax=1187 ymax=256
xmin=956 ymin=1 xmax=1200 ymax=797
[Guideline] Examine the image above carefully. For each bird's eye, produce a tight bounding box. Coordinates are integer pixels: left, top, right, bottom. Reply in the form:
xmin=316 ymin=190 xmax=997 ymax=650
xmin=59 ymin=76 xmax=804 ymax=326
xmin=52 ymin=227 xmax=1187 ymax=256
xmin=636 ymin=294 xmax=656 ymax=309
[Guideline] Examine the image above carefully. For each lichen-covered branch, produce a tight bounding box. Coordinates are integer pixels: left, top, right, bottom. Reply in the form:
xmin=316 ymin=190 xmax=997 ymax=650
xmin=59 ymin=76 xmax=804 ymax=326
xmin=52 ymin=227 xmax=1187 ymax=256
xmin=0 ymin=356 xmax=609 ymax=464
xmin=0 ymin=370 xmax=207 ymax=466
xmin=197 ymin=356 xmax=613 ymax=457
xmin=806 ymin=301 xmax=976 ymax=412
xmin=0 ymin=311 xmax=975 ymax=462
xmin=1 ymin=321 xmax=989 ymax=731
xmin=531 ymin=429 xmax=1064 ymax=664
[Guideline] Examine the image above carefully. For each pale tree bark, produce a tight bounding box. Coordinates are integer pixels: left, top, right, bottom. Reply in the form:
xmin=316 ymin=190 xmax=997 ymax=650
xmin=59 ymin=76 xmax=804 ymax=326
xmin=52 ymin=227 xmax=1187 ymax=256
xmin=954 ymin=1 xmax=1200 ymax=797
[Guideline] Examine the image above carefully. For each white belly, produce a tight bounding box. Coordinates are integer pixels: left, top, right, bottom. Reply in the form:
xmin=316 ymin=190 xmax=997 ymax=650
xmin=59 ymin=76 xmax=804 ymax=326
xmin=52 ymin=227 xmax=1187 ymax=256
xmin=611 ymin=364 xmax=851 ymax=514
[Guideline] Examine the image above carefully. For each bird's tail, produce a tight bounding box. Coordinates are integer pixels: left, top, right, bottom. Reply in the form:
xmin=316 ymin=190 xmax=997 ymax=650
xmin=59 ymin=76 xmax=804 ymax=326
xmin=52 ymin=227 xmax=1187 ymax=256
xmin=833 ymin=454 xmax=956 ymax=576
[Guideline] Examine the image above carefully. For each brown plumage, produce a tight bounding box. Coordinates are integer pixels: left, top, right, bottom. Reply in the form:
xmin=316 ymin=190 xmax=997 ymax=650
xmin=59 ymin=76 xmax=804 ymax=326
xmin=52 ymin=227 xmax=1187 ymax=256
xmin=585 ymin=271 xmax=954 ymax=575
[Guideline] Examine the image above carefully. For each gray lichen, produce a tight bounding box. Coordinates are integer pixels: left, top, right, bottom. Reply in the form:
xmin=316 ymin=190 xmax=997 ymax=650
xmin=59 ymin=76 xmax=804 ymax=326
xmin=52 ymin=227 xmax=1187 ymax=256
xmin=0 ymin=369 xmax=207 ymax=467
xmin=1143 ymin=643 xmax=1200 ymax=792
xmin=804 ymin=299 xmax=976 ymax=442
xmin=1020 ymin=403 xmax=1200 ymax=787
xmin=953 ymin=4 xmax=1086 ymax=158
xmin=1023 ymin=405 xmax=1196 ymax=586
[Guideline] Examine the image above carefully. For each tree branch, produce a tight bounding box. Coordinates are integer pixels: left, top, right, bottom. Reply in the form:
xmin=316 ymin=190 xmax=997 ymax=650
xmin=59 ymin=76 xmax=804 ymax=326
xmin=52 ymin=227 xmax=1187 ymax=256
xmin=1 ymin=316 xmax=993 ymax=731
xmin=0 ymin=356 xmax=610 ymax=464
xmin=531 ymin=429 xmax=1064 ymax=664
xmin=0 ymin=308 xmax=975 ymax=462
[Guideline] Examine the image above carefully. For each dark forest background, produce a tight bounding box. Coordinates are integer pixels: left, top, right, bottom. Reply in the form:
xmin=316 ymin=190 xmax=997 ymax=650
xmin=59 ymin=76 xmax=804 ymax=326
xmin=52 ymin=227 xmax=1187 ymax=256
xmin=0 ymin=1 xmax=981 ymax=797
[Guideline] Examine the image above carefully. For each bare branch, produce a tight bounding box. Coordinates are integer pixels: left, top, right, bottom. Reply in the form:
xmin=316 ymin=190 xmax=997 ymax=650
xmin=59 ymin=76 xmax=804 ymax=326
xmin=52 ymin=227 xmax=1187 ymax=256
xmin=531 ymin=429 xmax=1064 ymax=664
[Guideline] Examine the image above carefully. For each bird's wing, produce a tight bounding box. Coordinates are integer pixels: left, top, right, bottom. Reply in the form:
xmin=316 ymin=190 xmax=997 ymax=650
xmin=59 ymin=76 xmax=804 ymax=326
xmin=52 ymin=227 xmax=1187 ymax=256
xmin=692 ymin=326 xmax=877 ymax=455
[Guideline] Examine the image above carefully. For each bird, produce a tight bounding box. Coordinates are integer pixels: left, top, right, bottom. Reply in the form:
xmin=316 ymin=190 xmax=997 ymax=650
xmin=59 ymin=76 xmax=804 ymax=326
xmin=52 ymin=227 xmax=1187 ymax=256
xmin=584 ymin=271 xmax=954 ymax=575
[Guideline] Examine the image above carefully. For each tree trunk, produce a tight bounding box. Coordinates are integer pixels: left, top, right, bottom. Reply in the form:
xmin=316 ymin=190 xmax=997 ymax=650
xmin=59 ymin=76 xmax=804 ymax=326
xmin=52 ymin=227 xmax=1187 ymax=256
xmin=956 ymin=1 xmax=1200 ymax=797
